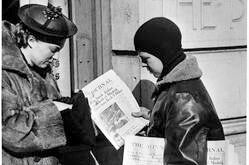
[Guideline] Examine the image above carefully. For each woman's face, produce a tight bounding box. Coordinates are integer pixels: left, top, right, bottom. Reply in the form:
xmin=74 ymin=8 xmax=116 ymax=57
xmin=28 ymin=38 xmax=61 ymax=68
xmin=139 ymin=52 xmax=163 ymax=78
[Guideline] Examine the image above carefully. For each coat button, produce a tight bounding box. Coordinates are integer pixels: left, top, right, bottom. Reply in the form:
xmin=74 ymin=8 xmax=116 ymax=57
xmin=34 ymin=156 xmax=41 ymax=162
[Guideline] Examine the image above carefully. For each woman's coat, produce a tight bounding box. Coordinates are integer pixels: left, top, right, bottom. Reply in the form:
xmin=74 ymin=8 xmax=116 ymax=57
xmin=2 ymin=21 xmax=66 ymax=165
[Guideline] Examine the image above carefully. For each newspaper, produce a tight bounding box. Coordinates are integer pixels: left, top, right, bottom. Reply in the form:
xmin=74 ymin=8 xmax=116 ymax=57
xmin=207 ymin=140 xmax=240 ymax=165
xmin=123 ymin=136 xmax=240 ymax=165
xmin=207 ymin=140 xmax=228 ymax=165
xmin=82 ymin=70 xmax=149 ymax=150
xmin=123 ymin=136 xmax=165 ymax=165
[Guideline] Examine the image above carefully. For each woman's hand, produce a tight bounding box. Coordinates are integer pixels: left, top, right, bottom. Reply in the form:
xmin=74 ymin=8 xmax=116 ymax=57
xmin=131 ymin=107 xmax=151 ymax=120
xmin=53 ymin=101 xmax=72 ymax=111
xmin=53 ymin=90 xmax=86 ymax=111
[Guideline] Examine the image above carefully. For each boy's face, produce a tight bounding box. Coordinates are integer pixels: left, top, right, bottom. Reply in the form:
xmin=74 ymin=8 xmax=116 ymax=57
xmin=139 ymin=52 xmax=163 ymax=78
xmin=28 ymin=37 xmax=62 ymax=68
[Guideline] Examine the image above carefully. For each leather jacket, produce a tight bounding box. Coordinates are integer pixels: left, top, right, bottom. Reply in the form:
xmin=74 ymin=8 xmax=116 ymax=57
xmin=147 ymin=55 xmax=225 ymax=165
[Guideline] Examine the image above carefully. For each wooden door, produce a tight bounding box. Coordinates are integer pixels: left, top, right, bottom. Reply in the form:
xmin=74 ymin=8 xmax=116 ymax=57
xmin=71 ymin=0 xmax=112 ymax=92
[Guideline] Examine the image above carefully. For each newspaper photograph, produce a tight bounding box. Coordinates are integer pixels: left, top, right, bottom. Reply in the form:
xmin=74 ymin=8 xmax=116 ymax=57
xmin=82 ymin=70 xmax=149 ymax=150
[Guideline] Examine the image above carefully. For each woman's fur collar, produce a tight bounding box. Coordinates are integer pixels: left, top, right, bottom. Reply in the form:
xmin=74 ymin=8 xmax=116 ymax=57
xmin=157 ymin=55 xmax=202 ymax=85
xmin=2 ymin=21 xmax=32 ymax=76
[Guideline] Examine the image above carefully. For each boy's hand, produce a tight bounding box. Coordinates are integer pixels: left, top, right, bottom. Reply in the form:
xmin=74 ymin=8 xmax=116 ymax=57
xmin=131 ymin=107 xmax=151 ymax=120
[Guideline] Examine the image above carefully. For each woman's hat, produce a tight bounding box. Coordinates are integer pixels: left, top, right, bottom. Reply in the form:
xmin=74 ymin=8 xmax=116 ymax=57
xmin=18 ymin=3 xmax=77 ymax=39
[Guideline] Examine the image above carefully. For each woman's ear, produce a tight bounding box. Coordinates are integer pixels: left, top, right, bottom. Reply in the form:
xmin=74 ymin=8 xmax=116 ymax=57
xmin=27 ymin=35 xmax=37 ymax=48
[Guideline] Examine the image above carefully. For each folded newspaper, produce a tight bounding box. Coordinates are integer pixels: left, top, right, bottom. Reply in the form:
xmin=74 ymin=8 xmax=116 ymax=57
xmin=123 ymin=136 xmax=240 ymax=165
xmin=207 ymin=140 xmax=240 ymax=165
xmin=82 ymin=70 xmax=149 ymax=150
xmin=123 ymin=136 xmax=165 ymax=165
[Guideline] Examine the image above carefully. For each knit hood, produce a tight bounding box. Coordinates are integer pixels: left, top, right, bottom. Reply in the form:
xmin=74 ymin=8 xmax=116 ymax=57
xmin=134 ymin=17 xmax=186 ymax=78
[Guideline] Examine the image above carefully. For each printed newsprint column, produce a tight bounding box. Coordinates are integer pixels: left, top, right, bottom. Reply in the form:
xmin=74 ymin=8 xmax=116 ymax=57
xmin=207 ymin=141 xmax=240 ymax=165
xmin=207 ymin=141 xmax=228 ymax=165
xmin=82 ymin=70 xmax=149 ymax=150
xmin=123 ymin=136 xmax=165 ymax=165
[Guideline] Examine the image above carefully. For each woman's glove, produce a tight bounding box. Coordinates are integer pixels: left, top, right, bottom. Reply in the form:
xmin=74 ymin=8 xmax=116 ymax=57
xmin=57 ymin=91 xmax=95 ymax=146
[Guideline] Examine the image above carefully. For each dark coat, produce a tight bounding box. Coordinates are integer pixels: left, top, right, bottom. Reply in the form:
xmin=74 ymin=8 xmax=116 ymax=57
xmin=2 ymin=21 xmax=66 ymax=165
xmin=147 ymin=55 xmax=225 ymax=165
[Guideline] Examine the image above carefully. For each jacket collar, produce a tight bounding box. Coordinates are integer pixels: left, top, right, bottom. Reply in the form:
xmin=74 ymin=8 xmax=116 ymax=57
xmin=157 ymin=55 xmax=202 ymax=85
xmin=2 ymin=21 xmax=32 ymax=76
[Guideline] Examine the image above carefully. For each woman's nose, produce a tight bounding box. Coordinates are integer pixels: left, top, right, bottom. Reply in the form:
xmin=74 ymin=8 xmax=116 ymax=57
xmin=53 ymin=53 xmax=60 ymax=59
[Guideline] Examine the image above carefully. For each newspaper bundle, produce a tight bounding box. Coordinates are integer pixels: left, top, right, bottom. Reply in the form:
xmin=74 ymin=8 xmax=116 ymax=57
xmin=82 ymin=70 xmax=148 ymax=150
xmin=123 ymin=136 xmax=165 ymax=165
xmin=123 ymin=136 xmax=240 ymax=165
xmin=207 ymin=140 xmax=240 ymax=165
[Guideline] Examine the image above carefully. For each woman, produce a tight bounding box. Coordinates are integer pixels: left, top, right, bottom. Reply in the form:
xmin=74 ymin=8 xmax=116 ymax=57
xmin=2 ymin=3 xmax=95 ymax=165
xmin=132 ymin=17 xmax=225 ymax=165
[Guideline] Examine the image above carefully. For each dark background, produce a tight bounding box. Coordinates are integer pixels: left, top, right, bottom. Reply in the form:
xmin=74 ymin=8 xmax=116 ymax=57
xmin=2 ymin=0 xmax=20 ymax=24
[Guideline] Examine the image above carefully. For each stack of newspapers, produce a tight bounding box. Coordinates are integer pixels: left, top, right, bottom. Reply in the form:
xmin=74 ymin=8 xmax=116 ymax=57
xmin=82 ymin=70 xmax=240 ymax=165
xmin=122 ymin=136 xmax=240 ymax=165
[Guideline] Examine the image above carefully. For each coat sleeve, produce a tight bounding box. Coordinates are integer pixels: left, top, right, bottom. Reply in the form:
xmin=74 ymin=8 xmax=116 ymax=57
xmin=164 ymin=92 xmax=209 ymax=165
xmin=2 ymin=77 xmax=66 ymax=155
